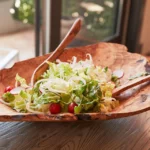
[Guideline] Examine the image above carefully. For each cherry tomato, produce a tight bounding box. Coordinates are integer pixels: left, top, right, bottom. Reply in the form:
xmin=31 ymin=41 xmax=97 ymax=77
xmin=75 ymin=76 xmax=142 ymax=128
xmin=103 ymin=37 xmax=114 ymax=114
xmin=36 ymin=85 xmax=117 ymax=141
xmin=68 ymin=102 xmax=78 ymax=113
xmin=4 ymin=86 xmax=13 ymax=93
xmin=49 ymin=103 xmax=61 ymax=114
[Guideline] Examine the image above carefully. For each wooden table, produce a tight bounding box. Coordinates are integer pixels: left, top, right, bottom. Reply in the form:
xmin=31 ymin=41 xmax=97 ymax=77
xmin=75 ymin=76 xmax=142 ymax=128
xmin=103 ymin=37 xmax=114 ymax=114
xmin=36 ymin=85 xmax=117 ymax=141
xmin=0 ymin=111 xmax=150 ymax=150
xmin=0 ymin=44 xmax=150 ymax=150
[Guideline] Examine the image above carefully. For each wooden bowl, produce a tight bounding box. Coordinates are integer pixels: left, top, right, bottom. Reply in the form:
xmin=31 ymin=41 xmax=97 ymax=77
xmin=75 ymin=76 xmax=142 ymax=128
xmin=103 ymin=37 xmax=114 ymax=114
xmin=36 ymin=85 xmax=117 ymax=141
xmin=0 ymin=42 xmax=150 ymax=121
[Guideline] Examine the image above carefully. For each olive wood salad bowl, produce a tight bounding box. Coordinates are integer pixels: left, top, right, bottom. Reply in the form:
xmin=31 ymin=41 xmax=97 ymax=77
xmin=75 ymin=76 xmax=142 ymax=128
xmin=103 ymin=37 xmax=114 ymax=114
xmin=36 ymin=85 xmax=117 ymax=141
xmin=0 ymin=42 xmax=150 ymax=122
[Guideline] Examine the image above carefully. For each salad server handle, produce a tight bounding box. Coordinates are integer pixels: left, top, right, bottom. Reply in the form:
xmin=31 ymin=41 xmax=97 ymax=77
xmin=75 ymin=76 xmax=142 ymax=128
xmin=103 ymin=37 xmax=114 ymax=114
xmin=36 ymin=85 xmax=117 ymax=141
xmin=31 ymin=18 xmax=82 ymax=86
xmin=112 ymin=75 xmax=150 ymax=97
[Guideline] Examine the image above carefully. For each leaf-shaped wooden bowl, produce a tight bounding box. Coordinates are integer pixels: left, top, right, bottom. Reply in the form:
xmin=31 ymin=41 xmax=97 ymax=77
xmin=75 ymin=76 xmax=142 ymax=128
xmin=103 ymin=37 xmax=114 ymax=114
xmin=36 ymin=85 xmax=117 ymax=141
xmin=0 ymin=42 xmax=150 ymax=121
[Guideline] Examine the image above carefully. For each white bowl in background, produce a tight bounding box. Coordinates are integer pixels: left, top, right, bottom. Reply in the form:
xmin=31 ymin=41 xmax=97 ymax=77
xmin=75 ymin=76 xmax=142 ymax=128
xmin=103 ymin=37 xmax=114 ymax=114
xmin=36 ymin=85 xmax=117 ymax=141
xmin=0 ymin=48 xmax=19 ymax=69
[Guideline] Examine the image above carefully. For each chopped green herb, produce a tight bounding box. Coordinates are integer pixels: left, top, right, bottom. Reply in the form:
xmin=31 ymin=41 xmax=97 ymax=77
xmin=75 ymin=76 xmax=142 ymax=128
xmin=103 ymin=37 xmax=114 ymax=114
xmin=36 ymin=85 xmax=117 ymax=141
xmin=104 ymin=67 xmax=108 ymax=73
xmin=111 ymin=75 xmax=118 ymax=83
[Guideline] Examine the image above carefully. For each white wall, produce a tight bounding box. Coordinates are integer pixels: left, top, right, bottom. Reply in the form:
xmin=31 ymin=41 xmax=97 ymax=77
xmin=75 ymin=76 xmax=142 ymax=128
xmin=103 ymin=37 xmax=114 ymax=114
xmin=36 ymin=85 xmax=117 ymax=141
xmin=0 ymin=0 xmax=31 ymax=34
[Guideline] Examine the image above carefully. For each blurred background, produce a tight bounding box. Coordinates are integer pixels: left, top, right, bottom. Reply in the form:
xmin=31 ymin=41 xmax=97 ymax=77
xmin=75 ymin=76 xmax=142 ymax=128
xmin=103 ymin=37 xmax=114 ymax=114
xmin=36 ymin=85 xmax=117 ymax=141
xmin=0 ymin=0 xmax=149 ymax=68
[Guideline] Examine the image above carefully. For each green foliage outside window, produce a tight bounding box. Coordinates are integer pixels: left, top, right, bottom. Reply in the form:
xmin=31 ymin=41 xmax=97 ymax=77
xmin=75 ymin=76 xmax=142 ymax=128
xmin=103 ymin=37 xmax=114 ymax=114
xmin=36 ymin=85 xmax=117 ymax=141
xmin=62 ymin=0 xmax=117 ymax=40
xmin=11 ymin=0 xmax=34 ymax=24
xmin=11 ymin=0 xmax=117 ymax=40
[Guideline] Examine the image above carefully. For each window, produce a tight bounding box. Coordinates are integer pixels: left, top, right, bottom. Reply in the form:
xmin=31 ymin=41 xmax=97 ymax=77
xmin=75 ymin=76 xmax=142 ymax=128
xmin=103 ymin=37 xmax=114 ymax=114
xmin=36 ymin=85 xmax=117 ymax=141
xmin=42 ymin=0 xmax=128 ymax=52
xmin=61 ymin=0 xmax=123 ymax=46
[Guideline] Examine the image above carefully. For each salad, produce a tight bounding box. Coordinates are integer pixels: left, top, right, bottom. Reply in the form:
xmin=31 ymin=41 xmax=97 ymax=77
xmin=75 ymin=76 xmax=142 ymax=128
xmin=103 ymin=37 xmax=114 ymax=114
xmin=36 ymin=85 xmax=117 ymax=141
xmin=1 ymin=54 xmax=120 ymax=114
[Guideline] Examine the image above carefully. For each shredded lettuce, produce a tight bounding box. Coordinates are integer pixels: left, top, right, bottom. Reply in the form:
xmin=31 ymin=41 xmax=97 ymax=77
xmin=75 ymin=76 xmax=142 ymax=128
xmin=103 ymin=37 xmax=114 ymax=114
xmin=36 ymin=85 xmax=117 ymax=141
xmin=15 ymin=74 xmax=28 ymax=88
xmin=2 ymin=92 xmax=15 ymax=102
xmin=1 ymin=54 xmax=119 ymax=114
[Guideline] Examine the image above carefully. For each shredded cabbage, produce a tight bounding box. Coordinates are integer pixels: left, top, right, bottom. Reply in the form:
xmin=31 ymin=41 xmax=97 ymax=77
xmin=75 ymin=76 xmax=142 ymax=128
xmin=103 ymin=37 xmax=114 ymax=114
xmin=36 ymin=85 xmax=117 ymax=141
xmin=1 ymin=54 xmax=119 ymax=114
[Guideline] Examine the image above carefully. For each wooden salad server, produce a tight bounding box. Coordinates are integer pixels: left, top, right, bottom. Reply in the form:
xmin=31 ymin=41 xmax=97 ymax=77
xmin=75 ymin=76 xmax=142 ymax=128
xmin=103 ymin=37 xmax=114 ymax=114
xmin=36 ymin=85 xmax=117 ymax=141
xmin=31 ymin=18 xmax=81 ymax=86
xmin=112 ymin=74 xmax=150 ymax=97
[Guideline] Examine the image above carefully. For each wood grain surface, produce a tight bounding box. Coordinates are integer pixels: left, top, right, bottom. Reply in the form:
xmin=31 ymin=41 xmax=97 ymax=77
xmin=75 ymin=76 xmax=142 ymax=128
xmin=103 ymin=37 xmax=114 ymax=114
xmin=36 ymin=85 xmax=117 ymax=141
xmin=0 ymin=113 xmax=150 ymax=150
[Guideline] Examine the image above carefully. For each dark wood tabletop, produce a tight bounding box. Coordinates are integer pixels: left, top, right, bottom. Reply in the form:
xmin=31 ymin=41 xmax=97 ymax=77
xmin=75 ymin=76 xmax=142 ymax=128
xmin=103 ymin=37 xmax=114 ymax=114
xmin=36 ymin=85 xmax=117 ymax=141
xmin=0 ymin=111 xmax=150 ymax=150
